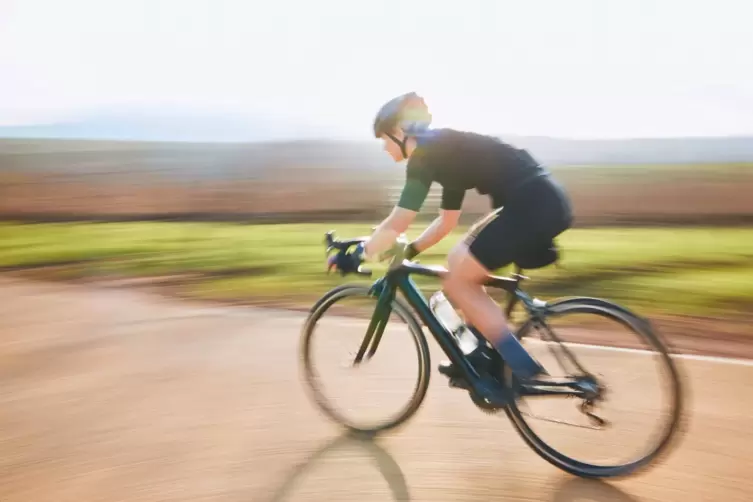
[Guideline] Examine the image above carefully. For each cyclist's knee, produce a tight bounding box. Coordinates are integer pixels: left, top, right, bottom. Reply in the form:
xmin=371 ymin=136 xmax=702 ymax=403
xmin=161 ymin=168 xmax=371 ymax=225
xmin=445 ymin=242 xmax=487 ymax=285
xmin=446 ymin=242 xmax=466 ymax=271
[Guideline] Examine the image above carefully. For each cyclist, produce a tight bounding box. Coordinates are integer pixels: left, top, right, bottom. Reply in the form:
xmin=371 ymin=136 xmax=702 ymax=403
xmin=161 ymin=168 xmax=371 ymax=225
xmin=332 ymin=92 xmax=573 ymax=406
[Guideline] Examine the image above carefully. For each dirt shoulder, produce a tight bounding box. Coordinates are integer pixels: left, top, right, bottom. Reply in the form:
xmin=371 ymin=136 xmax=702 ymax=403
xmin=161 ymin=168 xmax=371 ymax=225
xmin=4 ymin=270 xmax=750 ymax=361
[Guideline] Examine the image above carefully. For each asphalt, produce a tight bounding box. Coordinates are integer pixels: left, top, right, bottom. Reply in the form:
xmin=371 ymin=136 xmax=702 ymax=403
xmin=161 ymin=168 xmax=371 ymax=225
xmin=0 ymin=277 xmax=751 ymax=501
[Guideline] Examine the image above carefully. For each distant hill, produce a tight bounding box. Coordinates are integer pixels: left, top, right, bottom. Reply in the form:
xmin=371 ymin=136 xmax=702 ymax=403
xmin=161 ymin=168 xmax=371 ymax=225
xmin=0 ymin=110 xmax=340 ymax=143
xmin=0 ymin=137 xmax=397 ymax=183
xmin=504 ymin=135 xmax=753 ymax=165
xmin=1 ymin=110 xmax=752 ymax=165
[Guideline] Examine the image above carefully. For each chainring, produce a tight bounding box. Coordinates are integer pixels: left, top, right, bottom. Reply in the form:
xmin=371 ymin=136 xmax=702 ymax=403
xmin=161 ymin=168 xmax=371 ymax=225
xmin=469 ymin=353 xmax=509 ymax=415
xmin=469 ymin=391 xmax=504 ymax=414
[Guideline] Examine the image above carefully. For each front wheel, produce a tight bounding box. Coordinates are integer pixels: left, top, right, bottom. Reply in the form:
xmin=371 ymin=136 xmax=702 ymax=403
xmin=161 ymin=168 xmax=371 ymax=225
xmin=504 ymin=300 xmax=685 ymax=479
xmin=300 ymin=284 xmax=431 ymax=434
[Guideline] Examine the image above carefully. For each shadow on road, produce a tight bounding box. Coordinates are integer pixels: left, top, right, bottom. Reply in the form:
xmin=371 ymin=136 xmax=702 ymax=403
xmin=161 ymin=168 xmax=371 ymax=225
xmin=264 ymin=432 xmax=411 ymax=502
xmin=553 ymin=476 xmax=642 ymax=502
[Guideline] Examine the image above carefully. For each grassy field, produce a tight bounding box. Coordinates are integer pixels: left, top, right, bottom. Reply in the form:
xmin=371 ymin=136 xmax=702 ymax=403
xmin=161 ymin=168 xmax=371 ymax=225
xmin=0 ymin=221 xmax=751 ymax=318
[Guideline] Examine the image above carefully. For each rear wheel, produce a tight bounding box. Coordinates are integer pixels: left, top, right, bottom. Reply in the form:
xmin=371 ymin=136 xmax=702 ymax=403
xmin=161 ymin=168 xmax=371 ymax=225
xmin=504 ymin=300 xmax=685 ymax=478
xmin=300 ymin=285 xmax=431 ymax=434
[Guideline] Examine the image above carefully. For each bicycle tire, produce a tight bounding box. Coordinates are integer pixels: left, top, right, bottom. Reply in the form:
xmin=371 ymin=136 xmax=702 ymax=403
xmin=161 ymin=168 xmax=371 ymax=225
xmin=300 ymin=284 xmax=431 ymax=434
xmin=540 ymin=295 xmax=654 ymax=328
xmin=503 ymin=300 xmax=685 ymax=479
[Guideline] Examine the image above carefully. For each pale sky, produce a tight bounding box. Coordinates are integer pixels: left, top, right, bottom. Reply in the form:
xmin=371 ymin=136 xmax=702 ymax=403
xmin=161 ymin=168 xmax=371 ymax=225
xmin=1 ymin=0 xmax=751 ymax=138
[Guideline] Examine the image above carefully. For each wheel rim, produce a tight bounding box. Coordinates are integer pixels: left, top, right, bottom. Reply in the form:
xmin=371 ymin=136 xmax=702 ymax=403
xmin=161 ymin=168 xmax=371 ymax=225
xmin=505 ymin=302 xmax=684 ymax=477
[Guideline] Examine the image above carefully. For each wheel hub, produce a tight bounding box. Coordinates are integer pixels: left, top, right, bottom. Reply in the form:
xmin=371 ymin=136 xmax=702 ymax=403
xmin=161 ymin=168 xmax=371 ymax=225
xmin=574 ymin=374 xmax=607 ymax=401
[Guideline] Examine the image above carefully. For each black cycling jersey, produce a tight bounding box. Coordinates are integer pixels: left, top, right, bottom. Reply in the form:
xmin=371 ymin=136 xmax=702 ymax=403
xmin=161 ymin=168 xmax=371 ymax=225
xmin=396 ymin=128 xmax=550 ymax=212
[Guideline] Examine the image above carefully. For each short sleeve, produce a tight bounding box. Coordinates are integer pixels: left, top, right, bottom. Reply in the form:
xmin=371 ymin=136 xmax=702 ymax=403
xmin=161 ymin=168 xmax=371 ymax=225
xmin=396 ymin=148 xmax=433 ymax=212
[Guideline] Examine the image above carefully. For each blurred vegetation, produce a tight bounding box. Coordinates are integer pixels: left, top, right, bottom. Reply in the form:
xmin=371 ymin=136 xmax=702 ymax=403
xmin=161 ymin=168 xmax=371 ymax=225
xmin=0 ymin=222 xmax=751 ymax=317
xmin=2 ymin=136 xmax=752 ymax=227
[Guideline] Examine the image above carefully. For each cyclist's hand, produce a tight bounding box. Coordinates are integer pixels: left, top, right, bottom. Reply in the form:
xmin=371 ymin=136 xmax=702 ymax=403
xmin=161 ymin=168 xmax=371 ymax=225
xmin=377 ymin=234 xmax=413 ymax=262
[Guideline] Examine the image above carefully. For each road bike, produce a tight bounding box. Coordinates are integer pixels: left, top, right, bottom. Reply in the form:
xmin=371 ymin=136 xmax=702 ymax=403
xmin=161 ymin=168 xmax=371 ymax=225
xmin=300 ymin=231 xmax=684 ymax=479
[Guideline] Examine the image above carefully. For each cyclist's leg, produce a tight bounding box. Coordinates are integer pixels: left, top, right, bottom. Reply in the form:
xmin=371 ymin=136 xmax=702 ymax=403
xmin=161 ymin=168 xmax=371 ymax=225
xmin=436 ymin=210 xmax=502 ymax=378
xmin=441 ymin=177 xmax=572 ymax=381
xmin=442 ymin=209 xmax=547 ymax=381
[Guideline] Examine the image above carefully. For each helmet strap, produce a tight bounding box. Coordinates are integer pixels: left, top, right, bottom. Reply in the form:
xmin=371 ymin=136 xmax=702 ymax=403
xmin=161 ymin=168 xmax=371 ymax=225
xmin=386 ymin=132 xmax=408 ymax=159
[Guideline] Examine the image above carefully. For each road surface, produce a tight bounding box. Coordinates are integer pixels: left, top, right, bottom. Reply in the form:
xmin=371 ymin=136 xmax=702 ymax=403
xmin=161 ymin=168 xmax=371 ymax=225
xmin=0 ymin=277 xmax=751 ymax=501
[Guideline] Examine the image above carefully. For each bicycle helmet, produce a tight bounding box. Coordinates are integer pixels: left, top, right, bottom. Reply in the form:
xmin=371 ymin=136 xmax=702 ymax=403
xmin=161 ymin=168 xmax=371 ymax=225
xmin=372 ymin=92 xmax=432 ymax=158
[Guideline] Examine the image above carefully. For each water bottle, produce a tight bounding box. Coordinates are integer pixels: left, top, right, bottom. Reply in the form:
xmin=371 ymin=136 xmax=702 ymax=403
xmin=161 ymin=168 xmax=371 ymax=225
xmin=429 ymin=291 xmax=479 ymax=355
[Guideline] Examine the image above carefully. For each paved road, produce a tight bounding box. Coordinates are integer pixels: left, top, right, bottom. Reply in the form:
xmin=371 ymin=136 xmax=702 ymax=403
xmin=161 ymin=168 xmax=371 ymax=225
xmin=0 ymin=277 xmax=751 ymax=501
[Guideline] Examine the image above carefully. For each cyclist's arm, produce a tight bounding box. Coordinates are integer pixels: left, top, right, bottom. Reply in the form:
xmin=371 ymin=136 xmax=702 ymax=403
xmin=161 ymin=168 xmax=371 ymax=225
xmin=410 ymin=187 xmax=463 ymax=254
xmin=363 ymin=160 xmax=431 ymax=259
xmin=363 ymin=206 xmax=416 ymax=259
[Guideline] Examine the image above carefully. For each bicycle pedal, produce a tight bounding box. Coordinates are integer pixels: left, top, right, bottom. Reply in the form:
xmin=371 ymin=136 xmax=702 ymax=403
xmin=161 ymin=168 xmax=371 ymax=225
xmin=448 ymin=377 xmax=470 ymax=390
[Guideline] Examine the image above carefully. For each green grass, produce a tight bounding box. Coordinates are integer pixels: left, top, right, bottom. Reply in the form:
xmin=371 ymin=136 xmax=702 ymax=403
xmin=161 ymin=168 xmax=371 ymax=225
xmin=0 ymin=221 xmax=751 ymax=316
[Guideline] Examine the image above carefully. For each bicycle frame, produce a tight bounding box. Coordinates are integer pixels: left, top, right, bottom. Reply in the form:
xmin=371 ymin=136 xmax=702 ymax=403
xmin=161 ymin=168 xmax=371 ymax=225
xmin=352 ymin=260 xmax=591 ymax=400
xmin=313 ymin=233 xmax=681 ymax=475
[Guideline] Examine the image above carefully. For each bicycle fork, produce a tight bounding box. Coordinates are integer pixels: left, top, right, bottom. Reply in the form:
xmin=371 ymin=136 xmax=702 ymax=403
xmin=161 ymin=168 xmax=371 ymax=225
xmin=352 ymin=280 xmax=394 ymax=365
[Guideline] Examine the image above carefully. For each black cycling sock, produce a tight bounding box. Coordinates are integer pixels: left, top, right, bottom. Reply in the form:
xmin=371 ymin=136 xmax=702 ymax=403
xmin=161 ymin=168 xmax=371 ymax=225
xmin=492 ymin=331 xmax=545 ymax=379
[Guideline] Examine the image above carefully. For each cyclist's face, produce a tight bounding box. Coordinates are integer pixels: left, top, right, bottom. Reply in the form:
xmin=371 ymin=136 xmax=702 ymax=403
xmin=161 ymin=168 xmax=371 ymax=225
xmin=380 ymin=130 xmax=405 ymax=162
